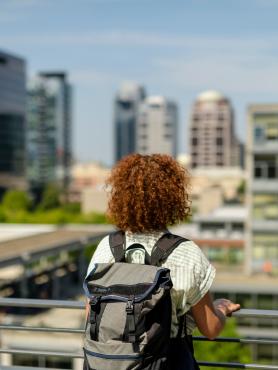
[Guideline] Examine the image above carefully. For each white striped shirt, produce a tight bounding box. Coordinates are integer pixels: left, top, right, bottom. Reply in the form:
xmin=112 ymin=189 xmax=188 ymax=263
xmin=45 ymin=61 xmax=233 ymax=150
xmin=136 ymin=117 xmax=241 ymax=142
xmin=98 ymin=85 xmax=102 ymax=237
xmin=86 ymin=230 xmax=216 ymax=337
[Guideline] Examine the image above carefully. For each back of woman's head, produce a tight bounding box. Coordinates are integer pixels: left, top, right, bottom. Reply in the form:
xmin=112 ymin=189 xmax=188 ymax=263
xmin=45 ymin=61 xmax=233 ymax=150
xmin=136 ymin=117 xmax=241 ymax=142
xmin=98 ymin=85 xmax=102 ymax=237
xmin=106 ymin=153 xmax=191 ymax=233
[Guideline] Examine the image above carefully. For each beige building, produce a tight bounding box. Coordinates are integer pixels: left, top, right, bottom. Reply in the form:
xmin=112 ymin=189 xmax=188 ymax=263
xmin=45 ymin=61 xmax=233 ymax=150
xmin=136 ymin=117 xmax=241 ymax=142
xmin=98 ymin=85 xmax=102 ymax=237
xmin=189 ymin=90 xmax=241 ymax=169
xmin=81 ymin=188 xmax=108 ymax=214
xmin=246 ymin=104 xmax=278 ymax=275
xmin=69 ymin=162 xmax=110 ymax=203
xmin=190 ymin=166 xmax=246 ymax=215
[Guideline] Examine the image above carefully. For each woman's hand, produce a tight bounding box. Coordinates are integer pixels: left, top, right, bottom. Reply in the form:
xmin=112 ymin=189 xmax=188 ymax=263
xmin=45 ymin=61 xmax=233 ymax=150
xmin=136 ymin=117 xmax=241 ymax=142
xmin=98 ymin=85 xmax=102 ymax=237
xmin=213 ymin=299 xmax=240 ymax=317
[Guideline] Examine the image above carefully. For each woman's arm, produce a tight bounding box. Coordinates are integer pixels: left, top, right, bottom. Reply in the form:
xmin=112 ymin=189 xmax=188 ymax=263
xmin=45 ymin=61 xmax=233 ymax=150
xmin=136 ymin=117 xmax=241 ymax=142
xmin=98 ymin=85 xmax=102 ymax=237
xmin=191 ymin=291 xmax=240 ymax=340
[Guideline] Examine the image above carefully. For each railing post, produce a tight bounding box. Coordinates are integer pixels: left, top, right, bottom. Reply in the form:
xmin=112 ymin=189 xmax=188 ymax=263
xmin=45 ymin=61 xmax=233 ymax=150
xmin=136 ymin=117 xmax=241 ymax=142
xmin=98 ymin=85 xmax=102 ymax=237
xmin=0 ymin=353 xmax=12 ymax=367
xmin=20 ymin=266 xmax=29 ymax=299
xmin=50 ymin=269 xmax=60 ymax=300
xmin=73 ymin=357 xmax=84 ymax=370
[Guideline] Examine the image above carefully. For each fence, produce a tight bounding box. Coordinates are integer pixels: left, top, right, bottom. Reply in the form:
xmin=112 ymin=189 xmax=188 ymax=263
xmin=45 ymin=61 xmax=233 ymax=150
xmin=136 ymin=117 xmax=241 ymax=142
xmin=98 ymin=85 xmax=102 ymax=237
xmin=0 ymin=298 xmax=278 ymax=370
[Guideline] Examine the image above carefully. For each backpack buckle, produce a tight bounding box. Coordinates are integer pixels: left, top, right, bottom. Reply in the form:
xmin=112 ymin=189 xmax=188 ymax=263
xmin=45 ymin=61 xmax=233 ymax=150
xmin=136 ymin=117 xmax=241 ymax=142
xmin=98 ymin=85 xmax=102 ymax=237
xmin=126 ymin=297 xmax=134 ymax=314
xmin=90 ymin=297 xmax=100 ymax=307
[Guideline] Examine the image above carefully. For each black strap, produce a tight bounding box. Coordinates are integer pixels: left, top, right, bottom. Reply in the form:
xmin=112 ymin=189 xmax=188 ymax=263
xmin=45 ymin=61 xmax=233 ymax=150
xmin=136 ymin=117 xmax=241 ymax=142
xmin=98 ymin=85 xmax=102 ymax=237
xmin=177 ymin=313 xmax=190 ymax=340
xmin=151 ymin=233 xmax=189 ymax=266
xmin=109 ymin=230 xmax=126 ymax=262
xmin=89 ymin=298 xmax=100 ymax=340
xmin=177 ymin=314 xmax=185 ymax=339
xmin=109 ymin=231 xmax=189 ymax=265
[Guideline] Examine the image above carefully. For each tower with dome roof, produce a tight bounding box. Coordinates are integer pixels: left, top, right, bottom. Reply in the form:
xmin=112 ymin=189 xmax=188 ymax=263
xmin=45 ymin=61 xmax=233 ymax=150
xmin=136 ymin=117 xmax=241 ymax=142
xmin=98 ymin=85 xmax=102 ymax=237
xmin=189 ymin=90 xmax=242 ymax=168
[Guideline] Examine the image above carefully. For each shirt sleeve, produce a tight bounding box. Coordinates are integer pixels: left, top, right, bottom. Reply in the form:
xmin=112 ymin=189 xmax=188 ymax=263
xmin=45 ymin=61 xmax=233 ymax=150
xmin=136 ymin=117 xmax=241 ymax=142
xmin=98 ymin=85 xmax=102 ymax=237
xmin=186 ymin=242 xmax=216 ymax=307
xmin=86 ymin=235 xmax=114 ymax=277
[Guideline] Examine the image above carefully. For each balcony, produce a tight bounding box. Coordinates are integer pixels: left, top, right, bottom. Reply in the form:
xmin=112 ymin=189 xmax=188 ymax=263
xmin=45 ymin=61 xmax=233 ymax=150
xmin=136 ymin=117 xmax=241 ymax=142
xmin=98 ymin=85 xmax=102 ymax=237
xmin=0 ymin=298 xmax=278 ymax=370
xmin=252 ymin=180 xmax=278 ymax=194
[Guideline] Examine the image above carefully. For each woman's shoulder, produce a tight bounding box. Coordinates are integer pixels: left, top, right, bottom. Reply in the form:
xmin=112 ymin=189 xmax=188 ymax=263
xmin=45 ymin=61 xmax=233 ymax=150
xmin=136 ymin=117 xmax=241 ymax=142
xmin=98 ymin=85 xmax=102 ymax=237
xmin=166 ymin=237 xmax=209 ymax=267
xmin=86 ymin=234 xmax=113 ymax=275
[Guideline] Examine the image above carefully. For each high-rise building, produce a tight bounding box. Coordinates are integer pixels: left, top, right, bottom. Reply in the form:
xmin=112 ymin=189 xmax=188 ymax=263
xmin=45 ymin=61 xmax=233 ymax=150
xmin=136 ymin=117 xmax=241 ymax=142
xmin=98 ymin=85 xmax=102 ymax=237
xmin=114 ymin=82 xmax=146 ymax=162
xmin=27 ymin=72 xmax=72 ymax=198
xmin=137 ymin=96 xmax=178 ymax=157
xmin=0 ymin=50 xmax=26 ymax=196
xmin=190 ymin=90 xmax=241 ymax=168
xmin=246 ymin=104 xmax=278 ymax=275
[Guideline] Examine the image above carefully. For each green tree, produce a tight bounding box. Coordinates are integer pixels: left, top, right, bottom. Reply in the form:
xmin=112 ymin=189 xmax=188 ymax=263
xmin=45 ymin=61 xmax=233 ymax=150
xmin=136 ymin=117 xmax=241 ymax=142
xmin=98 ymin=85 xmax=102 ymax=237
xmin=39 ymin=184 xmax=61 ymax=210
xmin=237 ymin=180 xmax=246 ymax=196
xmin=2 ymin=190 xmax=31 ymax=212
xmin=193 ymin=318 xmax=251 ymax=370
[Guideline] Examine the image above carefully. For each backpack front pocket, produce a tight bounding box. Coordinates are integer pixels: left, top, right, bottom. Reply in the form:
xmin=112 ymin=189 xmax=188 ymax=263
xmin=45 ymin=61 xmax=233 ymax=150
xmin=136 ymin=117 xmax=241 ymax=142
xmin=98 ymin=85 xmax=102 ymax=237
xmin=84 ymin=338 xmax=143 ymax=370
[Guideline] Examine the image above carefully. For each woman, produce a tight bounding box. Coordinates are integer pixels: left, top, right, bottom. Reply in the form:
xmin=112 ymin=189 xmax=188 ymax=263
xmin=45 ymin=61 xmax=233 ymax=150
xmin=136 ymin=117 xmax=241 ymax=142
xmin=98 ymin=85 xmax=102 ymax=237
xmin=85 ymin=153 xmax=240 ymax=368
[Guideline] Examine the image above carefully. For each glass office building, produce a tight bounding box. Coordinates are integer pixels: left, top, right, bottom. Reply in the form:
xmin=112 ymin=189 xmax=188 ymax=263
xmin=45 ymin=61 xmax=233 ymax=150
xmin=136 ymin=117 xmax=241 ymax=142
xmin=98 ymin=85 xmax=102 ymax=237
xmin=0 ymin=50 xmax=26 ymax=195
xmin=27 ymin=72 xmax=72 ymax=198
xmin=114 ymin=82 xmax=146 ymax=163
xmin=246 ymin=105 xmax=278 ymax=274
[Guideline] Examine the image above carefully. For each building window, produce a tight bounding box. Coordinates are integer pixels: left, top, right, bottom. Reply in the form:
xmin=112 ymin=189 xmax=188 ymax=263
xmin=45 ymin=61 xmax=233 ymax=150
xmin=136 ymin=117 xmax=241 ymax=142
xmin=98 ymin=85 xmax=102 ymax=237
xmin=254 ymin=155 xmax=277 ymax=179
xmin=254 ymin=166 xmax=263 ymax=178
xmin=192 ymin=138 xmax=198 ymax=146
xmin=164 ymin=134 xmax=172 ymax=139
xmin=140 ymin=134 xmax=147 ymax=140
xmin=119 ymin=101 xmax=132 ymax=109
xmin=268 ymin=163 xmax=276 ymax=178
xmin=216 ymin=137 xmax=223 ymax=146
xmin=140 ymin=122 xmax=147 ymax=128
xmin=254 ymin=126 xmax=264 ymax=142
xmin=0 ymin=56 xmax=7 ymax=65
xmin=266 ymin=123 xmax=278 ymax=140
xmin=150 ymin=104 xmax=161 ymax=109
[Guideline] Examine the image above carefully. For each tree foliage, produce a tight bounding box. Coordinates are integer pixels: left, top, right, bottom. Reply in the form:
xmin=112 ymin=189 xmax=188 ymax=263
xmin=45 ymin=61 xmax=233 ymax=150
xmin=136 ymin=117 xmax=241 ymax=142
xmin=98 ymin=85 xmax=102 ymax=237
xmin=0 ymin=188 xmax=108 ymax=224
xmin=2 ymin=190 xmax=32 ymax=212
xmin=39 ymin=184 xmax=61 ymax=210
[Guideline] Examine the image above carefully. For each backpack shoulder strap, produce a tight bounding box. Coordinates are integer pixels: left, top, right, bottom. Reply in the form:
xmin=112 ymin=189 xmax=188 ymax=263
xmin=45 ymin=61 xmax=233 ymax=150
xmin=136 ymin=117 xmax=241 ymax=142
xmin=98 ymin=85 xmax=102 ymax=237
xmin=109 ymin=230 xmax=126 ymax=262
xmin=151 ymin=233 xmax=189 ymax=266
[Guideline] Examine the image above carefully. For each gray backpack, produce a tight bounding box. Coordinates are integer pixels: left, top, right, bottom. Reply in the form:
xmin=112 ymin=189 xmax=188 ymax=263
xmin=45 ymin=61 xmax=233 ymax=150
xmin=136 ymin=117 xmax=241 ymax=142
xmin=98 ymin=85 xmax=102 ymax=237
xmin=83 ymin=231 xmax=190 ymax=370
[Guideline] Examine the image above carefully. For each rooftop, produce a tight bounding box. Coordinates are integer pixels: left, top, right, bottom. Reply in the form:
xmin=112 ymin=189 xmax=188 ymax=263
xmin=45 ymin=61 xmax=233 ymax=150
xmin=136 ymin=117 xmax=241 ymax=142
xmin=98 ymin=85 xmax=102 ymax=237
xmin=197 ymin=90 xmax=226 ymax=102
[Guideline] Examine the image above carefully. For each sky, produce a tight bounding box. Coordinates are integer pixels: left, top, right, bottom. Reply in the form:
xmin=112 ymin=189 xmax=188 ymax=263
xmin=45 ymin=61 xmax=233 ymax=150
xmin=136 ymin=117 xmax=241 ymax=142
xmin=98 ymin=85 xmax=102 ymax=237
xmin=1 ymin=0 xmax=278 ymax=166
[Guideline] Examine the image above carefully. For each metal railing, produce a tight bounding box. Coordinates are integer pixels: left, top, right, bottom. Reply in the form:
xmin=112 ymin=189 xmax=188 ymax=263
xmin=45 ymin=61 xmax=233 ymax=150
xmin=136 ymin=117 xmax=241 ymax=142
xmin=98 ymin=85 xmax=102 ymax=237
xmin=0 ymin=298 xmax=278 ymax=370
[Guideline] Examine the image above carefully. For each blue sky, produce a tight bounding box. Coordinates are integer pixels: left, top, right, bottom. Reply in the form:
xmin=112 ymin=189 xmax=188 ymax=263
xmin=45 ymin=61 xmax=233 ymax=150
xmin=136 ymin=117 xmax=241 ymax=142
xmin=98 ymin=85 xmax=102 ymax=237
xmin=1 ymin=0 xmax=278 ymax=165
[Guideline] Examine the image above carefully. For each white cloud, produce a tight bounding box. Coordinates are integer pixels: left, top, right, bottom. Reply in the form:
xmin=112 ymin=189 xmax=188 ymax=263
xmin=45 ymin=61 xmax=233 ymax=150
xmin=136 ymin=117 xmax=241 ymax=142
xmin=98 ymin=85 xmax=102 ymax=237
xmin=0 ymin=31 xmax=274 ymax=51
xmin=1 ymin=29 xmax=277 ymax=99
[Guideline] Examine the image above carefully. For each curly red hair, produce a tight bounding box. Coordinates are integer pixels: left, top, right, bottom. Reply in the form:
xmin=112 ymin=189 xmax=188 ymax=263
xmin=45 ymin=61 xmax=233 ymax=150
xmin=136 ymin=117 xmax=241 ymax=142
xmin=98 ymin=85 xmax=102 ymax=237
xmin=106 ymin=154 xmax=191 ymax=233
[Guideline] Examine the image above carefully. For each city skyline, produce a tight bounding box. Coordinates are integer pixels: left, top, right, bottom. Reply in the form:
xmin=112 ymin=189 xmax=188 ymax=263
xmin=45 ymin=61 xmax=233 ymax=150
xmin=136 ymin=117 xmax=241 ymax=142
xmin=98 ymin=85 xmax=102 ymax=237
xmin=1 ymin=0 xmax=278 ymax=165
